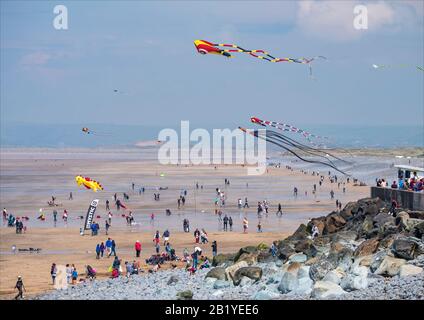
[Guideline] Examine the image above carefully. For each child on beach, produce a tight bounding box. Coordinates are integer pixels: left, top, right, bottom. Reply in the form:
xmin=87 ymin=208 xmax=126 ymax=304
xmin=50 ymin=263 xmax=57 ymax=285
xmin=66 ymin=264 xmax=72 ymax=283
xmin=14 ymin=276 xmax=25 ymax=300
xmin=211 ymin=241 xmax=217 ymax=257
xmin=72 ymin=267 xmax=78 ymax=284
xmin=243 ymin=218 xmax=249 ymax=233
xmin=135 ymin=240 xmax=142 ymax=257
xmin=194 ymin=228 xmax=200 ymax=243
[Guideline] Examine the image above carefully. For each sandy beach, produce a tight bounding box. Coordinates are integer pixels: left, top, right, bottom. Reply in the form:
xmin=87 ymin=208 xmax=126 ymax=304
xmin=0 ymin=147 xmax=372 ymax=299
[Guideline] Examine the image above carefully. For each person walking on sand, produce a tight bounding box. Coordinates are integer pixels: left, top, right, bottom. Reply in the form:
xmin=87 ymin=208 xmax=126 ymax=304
xmin=257 ymin=220 xmax=263 ymax=233
xmin=105 ymin=220 xmax=110 ymax=235
xmin=50 ymin=263 xmax=57 ymax=285
xmin=243 ymin=217 xmax=249 ymax=233
xmin=53 ymin=209 xmax=58 ymax=224
xmin=96 ymin=243 xmax=101 ymax=259
xmin=153 ymin=230 xmax=160 ymax=246
xmin=106 ymin=200 xmax=110 ymax=211
xmin=244 ymin=197 xmax=249 ymax=208
xmin=63 ymin=209 xmax=68 ymax=223
xmin=100 ymin=242 xmax=105 ymax=258
xmin=69 ymin=192 xmax=73 ymax=200
xmin=330 ymin=190 xmax=334 ymax=199
xmin=105 ymin=238 xmax=112 ymax=257
xmin=163 ymin=229 xmax=170 ymax=246
xmin=194 ymin=228 xmax=200 ymax=244
xmin=223 ymin=214 xmax=229 ymax=231
xmin=135 ymin=240 xmax=142 ymax=257
xmin=14 ymin=276 xmax=25 ymax=300
xmin=276 ymin=203 xmax=283 ymax=217
xmin=110 ymin=239 xmax=117 ymax=257
xmin=211 ymin=240 xmax=217 ymax=257
xmin=229 ymin=216 xmax=233 ymax=231
xmin=2 ymin=208 xmax=7 ymax=222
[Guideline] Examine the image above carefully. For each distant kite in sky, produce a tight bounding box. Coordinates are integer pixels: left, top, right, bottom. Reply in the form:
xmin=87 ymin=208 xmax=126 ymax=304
xmin=372 ymin=64 xmax=424 ymax=72
xmin=81 ymin=127 xmax=111 ymax=136
xmin=75 ymin=175 xmax=104 ymax=192
xmin=251 ymin=117 xmax=328 ymax=146
xmin=194 ymin=40 xmax=327 ymax=76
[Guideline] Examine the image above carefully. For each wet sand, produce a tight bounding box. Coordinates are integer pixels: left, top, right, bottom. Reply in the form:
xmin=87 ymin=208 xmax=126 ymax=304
xmin=0 ymin=148 xmax=369 ymax=299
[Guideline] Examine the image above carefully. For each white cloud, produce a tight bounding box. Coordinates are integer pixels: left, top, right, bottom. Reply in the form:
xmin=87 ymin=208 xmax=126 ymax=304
xmin=295 ymin=0 xmax=419 ymax=41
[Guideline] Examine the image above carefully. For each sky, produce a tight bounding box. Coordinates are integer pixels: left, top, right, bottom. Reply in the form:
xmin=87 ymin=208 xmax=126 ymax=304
xmin=1 ymin=0 xmax=423 ymax=132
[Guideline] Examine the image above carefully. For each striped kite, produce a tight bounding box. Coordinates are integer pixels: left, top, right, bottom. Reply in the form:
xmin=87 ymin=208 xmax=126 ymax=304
xmin=194 ymin=40 xmax=326 ymax=76
xmin=250 ymin=117 xmax=328 ymax=146
xmin=75 ymin=176 xmax=104 ymax=192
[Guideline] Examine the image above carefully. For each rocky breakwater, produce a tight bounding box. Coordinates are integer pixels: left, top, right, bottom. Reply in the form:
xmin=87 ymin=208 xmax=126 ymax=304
xmin=205 ymin=197 xmax=424 ymax=300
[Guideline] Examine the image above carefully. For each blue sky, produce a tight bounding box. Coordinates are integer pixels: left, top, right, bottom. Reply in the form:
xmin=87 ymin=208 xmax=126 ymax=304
xmin=1 ymin=0 xmax=423 ymax=129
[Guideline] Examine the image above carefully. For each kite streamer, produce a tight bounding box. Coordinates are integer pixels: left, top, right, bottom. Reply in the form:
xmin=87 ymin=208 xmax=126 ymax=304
xmin=239 ymin=127 xmax=349 ymax=175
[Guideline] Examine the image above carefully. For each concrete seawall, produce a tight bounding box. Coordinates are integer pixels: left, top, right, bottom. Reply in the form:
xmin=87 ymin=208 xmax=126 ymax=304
xmin=371 ymin=186 xmax=424 ymax=210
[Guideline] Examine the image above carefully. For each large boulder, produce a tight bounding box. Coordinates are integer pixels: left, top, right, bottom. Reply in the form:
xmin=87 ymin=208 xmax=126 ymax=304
xmin=361 ymin=216 xmax=374 ymax=235
xmin=288 ymin=253 xmax=307 ymax=264
xmin=205 ymin=267 xmax=227 ymax=281
xmin=324 ymin=214 xmax=346 ymax=234
xmin=236 ymin=252 xmax=258 ymax=265
xmin=373 ymin=213 xmax=395 ymax=228
xmin=212 ymin=253 xmax=236 ymax=267
xmin=327 ymin=246 xmax=354 ymax=272
xmin=213 ymin=280 xmax=231 ymax=289
xmin=340 ymin=202 xmax=360 ymax=220
xmin=287 ymin=224 xmax=309 ymax=241
xmin=404 ymin=218 xmax=424 ymax=232
xmin=252 ymin=289 xmax=280 ymax=300
xmin=340 ymin=266 xmax=368 ymax=291
xmin=278 ymin=271 xmax=298 ymax=294
xmin=257 ymin=251 xmax=274 ymax=263
xmin=357 ymin=197 xmax=383 ymax=215
xmin=176 ymin=290 xmax=193 ymax=300
xmin=354 ymin=238 xmax=380 ymax=257
xmin=294 ymin=239 xmax=318 ymax=258
xmin=234 ymin=246 xmax=258 ymax=262
xmin=391 ymin=238 xmax=419 ymax=260
xmin=276 ymin=241 xmax=295 ymax=261
xmin=407 ymin=211 xmax=424 ymax=220
xmin=307 ymin=217 xmax=326 ymax=234
xmin=369 ymin=250 xmax=389 ymax=273
xmin=396 ymin=211 xmax=410 ymax=228
xmin=330 ymin=231 xmax=358 ymax=243
xmin=309 ymin=259 xmax=336 ymax=281
xmin=293 ymin=277 xmax=314 ymax=296
xmin=374 ymin=256 xmax=406 ymax=276
xmin=225 ymin=261 xmax=248 ymax=281
xmin=233 ymin=267 xmax=263 ymax=286
xmin=322 ymin=269 xmax=344 ymax=285
xmin=311 ymin=281 xmax=346 ymax=299
xmin=411 ymin=221 xmax=424 ymax=239
xmin=399 ymin=264 xmax=423 ymax=277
